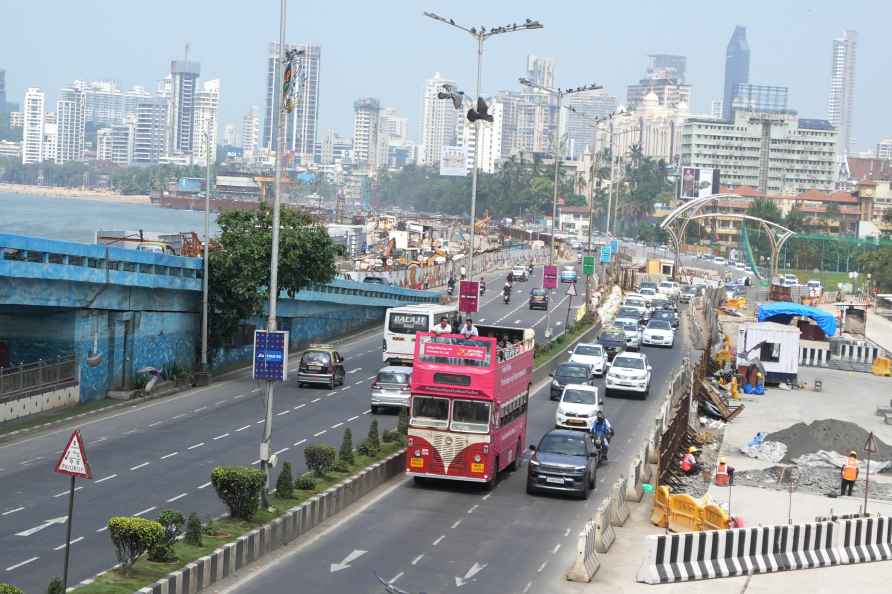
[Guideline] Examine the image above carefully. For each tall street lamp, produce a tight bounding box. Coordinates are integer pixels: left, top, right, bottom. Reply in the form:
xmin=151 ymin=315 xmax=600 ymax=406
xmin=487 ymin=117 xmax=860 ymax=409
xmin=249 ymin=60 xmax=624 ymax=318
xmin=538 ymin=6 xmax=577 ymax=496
xmin=196 ymin=123 xmax=213 ymax=387
xmin=424 ymin=12 xmax=543 ymax=277
xmin=519 ymin=79 xmax=601 ymax=337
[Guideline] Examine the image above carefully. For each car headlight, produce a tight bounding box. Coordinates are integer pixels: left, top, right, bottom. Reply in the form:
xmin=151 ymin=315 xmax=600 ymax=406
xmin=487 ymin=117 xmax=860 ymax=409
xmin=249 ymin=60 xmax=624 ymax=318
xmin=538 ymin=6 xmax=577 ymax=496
xmin=552 ymin=379 xmax=560 ymax=388
xmin=530 ymin=457 xmax=540 ymax=466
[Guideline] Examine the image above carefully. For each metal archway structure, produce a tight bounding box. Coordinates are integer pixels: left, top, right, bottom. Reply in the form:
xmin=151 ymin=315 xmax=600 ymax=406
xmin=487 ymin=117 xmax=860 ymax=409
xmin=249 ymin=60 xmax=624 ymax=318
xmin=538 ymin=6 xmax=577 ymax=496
xmin=659 ymin=193 xmax=796 ymax=280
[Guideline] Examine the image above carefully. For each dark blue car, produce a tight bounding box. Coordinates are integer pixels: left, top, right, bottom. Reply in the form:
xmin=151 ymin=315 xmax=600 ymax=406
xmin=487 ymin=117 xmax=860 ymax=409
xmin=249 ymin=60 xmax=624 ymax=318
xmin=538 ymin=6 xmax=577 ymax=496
xmin=526 ymin=429 xmax=598 ymax=499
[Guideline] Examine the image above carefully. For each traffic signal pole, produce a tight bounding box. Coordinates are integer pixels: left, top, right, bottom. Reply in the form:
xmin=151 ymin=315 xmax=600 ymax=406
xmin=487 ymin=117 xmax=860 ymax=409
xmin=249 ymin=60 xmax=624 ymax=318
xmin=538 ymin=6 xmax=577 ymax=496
xmin=467 ymin=33 xmax=483 ymax=278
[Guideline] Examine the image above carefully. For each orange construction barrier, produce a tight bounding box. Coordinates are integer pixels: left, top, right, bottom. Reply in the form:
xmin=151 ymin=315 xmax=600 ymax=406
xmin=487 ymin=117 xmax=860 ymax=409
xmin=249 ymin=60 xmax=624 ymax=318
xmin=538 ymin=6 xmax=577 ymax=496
xmin=667 ymin=493 xmax=703 ymax=533
xmin=649 ymin=485 xmax=670 ymax=528
xmin=701 ymin=503 xmax=730 ymax=531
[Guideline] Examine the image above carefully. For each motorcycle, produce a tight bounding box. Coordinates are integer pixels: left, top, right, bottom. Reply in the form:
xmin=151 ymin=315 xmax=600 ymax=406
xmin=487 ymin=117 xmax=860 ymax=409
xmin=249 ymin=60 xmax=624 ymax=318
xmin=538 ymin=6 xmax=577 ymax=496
xmin=528 ymin=264 xmax=534 ymax=275
xmin=447 ymin=284 xmax=455 ymax=296
xmin=592 ymin=436 xmax=608 ymax=465
xmin=503 ymin=291 xmax=511 ymax=304
xmin=479 ymin=283 xmax=486 ymax=296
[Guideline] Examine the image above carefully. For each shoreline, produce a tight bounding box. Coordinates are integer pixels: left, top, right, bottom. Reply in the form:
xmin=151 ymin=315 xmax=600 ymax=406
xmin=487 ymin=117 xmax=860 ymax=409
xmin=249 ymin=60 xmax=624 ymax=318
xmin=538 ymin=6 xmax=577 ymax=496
xmin=0 ymin=183 xmax=151 ymax=204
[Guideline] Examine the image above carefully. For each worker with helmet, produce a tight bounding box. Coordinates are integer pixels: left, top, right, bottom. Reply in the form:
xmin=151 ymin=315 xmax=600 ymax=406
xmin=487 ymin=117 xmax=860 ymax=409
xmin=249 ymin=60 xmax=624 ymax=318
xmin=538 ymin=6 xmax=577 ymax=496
xmin=680 ymin=446 xmax=702 ymax=475
xmin=714 ymin=456 xmax=735 ymax=486
xmin=840 ymin=451 xmax=859 ymax=496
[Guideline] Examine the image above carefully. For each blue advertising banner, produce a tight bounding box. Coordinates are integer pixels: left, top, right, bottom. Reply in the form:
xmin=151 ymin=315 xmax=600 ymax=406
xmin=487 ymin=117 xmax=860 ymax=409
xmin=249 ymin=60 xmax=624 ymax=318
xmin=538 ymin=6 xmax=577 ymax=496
xmin=253 ymin=330 xmax=289 ymax=382
xmin=600 ymin=246 xmax=611 ymax=263
xmin=609 ymin=239 xmax=619 ymax=253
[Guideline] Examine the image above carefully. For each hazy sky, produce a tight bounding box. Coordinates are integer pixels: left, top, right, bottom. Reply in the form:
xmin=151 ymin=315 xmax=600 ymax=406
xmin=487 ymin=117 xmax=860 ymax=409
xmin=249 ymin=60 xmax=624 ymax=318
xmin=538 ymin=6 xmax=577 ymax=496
xmin=2 ymin=0 xmax=887 ymax=152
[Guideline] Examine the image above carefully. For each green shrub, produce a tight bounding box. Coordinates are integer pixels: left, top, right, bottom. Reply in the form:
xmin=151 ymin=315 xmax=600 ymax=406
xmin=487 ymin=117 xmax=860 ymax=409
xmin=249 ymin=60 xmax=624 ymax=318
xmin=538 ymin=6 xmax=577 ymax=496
xmin=304 ymin=443 xmax=336 ymax=477
xmin=184 ymin=513 xmax=203 ymax=547
xmin=382 ymin=428 xmax=400 ymax=443
xmin=295 ymin=475 xmax=317 ymax=491
xmin=367 ymin=419 xmax=380 ymax=453
xmin=107 ymin=516 xmax=165 ymax=569
xmin=275 ymin=462 xmax=294 ymax=498
xmin=338 ymin=428 xmax=354 ymax=466
xmin=0 ymin=585 xmax=24 ymax=594
xmin=397 ymin=407 xmax=409 ymax=436
xmin=148 ymin=509 xmax=184 ymax=562
xmin=210 ymin=466 xmax=266 ymax=520
xmin=47 ymin=578 xmax=64 ymax=594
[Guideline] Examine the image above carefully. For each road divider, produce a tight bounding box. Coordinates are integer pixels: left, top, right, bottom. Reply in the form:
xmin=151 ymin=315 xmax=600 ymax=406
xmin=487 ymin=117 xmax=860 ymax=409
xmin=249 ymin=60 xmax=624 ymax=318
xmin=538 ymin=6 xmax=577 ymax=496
xmin=609 ymin=477 xmax=630 ymax=526
xmin=593 ymin=499 xmax=615 ymax=554
xmin=566 ymin=518 xmax=601 ymax=583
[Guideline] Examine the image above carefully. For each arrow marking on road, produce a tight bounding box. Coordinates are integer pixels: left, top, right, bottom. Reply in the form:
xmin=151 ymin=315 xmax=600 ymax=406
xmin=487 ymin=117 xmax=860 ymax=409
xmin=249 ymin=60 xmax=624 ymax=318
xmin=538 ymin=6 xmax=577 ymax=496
xmin=16 ymin=516 xmax=66 ymax=537
xmin=330 ymin=549 xmax=366 ymax=573
xmin=455 ymin=562 xmax=487 ymax=587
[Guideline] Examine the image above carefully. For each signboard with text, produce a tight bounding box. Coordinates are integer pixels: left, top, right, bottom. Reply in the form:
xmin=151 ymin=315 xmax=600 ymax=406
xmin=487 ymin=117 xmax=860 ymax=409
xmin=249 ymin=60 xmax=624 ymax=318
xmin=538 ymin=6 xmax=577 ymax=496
xmin=54 ymin=430 xmax=92 ymax=480
xmin=422 ymin=342 xmax=488 ymax=360
xmin=600 ymin=246 xmax=612 ymax=263
xmin=609 ymin=239 xmax=619 ymax=253
xmin=543 ymin=265 xmax=558 ymax=289
xmin=583 ymin=256 xmax=595 ymax=275
xmin=439 ymin=145 xmax=468 ymax=177
xmin=458 ymin=280 xmax=479 ymax=313
xmin=252 ymin=330 xmax=289 ymax=382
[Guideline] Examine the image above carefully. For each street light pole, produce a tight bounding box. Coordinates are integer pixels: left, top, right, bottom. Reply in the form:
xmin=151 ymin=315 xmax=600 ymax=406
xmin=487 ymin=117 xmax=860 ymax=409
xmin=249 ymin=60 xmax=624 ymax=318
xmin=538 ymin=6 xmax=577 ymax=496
xmin=200 ymin=123 xmax=211 ymax=378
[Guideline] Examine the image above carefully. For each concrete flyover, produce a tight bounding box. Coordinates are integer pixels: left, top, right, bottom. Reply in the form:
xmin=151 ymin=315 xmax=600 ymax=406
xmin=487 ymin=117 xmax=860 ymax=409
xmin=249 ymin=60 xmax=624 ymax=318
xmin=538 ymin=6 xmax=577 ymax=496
xmin=0 ymin=233 xmax=440 ymax=404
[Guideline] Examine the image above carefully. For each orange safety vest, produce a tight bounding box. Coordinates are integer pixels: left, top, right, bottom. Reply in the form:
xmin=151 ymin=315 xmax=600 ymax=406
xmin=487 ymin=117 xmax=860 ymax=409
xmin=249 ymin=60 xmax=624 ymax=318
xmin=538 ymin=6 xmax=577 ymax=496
xmin=842 ymin=457 xmax=859 ymax=481
xmin=715 ymin=463 xmax=730 ymax=486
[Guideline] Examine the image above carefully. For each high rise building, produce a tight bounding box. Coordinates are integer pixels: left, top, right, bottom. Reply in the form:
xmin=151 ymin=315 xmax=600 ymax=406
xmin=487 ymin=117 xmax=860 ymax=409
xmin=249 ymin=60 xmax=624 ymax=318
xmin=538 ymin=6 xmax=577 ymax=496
xmin=110 ymin=116 xmax=135 ymax=166
xmin=96 ymin=127 xmax=113 ymax=161
xmin=647 ymin=54 xmax=686 ymax=81
xmin=731 ymin=83 xmax=789 ymax=114
xmin=167 ymin=60 xmax=200 ymax=156
xmin=563 ymin=89 xmax=617 ymax=159
xmin=352 ymin=97 xmax=381 ymax=170
xmin=74 ymin=80 xmax=124 ymax=126
xmin=722 ymin=26 xmax=750 ymax=122
xmin=56 ymin=87 xmax=86 ymax=163
xmin=0 ymin=69 xmax=7 ymax=119
xmin=192 ymin=79 xmax=220 ymax=166
xmin=710 ymin=99 xmax=723 ymax=119
xmin=223 ymin=124 xmax=239 ymax=147
xmin=594 ymin=91 xmax=688 ymax=164
xmin=262 ymin=42 xmax=321 ymax=164
xmin=626 ymin=54 xmax=691 ymax=111
xmin=124 ymin=86 xmax=151 ymax=120
xmin=420 ymin=72 xmax=458 ymax=166
xmin=21 ymin=88 xmax=45 ymax=164
xmin=241 ymin=107 xmax=259 ymax=154
xmin=525 ymin=55 xmax=555 ymax=89
xmin=379 ymin=107 xmax=408 ymax=148
xmin=133 ymin=96 xmax=168 ymax=164
xmin=43 ymin=121 xmax=58 ymax=163
xmin=828 ymin=29 xmax=857 ymax=154
xmin=456 ymin=100 xmax=503 ymax=174
xmin=319 ymin=129 xmax=352 ymax=165
xmin=877 ymin=138 xmax=892 ymax=161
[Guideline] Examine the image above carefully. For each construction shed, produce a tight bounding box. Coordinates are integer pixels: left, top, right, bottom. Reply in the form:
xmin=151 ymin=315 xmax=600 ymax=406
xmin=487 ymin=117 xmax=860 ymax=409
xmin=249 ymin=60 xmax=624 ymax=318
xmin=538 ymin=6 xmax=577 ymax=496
xmin=736 ymin=321 xmax=800 ymax=385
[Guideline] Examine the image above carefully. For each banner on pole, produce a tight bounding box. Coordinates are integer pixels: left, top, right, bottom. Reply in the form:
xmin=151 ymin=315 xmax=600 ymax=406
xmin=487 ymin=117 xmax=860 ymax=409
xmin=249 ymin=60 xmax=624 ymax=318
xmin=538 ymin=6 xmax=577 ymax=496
xmin=459 ymin=280 xmax=479 ymax=313
xmin=543 ymin=265 xmax=558 ymax=289
xmin=253 ymin=330 xmax=290 ymax=382
xmin=583 ymin=256 xmax=595 ymax=275
xmin=439 ymin=145 xmax=468 ymax=177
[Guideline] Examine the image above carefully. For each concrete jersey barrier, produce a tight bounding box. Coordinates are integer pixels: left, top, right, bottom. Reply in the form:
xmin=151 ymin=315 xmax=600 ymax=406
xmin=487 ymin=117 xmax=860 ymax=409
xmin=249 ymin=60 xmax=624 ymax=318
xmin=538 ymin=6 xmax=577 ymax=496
xmin=566 ymin=518 xmax=602 ymax=582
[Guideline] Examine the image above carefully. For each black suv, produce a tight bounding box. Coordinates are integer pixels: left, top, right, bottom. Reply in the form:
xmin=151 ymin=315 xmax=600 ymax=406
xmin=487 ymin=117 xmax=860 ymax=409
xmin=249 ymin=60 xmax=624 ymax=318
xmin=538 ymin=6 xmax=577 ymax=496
xmin=549 ymin=362 xmax=593 ymax=400
xmin=598 ymin=328 xmax=627 ymax=360
xmin=527 ymin=429 xmax=598 ymax=499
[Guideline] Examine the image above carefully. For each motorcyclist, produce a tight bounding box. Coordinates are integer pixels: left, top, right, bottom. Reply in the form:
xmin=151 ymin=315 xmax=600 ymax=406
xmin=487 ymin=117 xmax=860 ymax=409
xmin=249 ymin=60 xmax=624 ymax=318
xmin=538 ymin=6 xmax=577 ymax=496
xmin=447 ymin=276 xmax=456 ymax=294
xmin=479 ymin=277 xmax=486 ymax=295
xmin=590 ymin=411 xmax=614 ymax=460
xmin=459 ymin=265 xmax=467 ymax=280
xmin=502 ymin=281 xmax=512 ymax=302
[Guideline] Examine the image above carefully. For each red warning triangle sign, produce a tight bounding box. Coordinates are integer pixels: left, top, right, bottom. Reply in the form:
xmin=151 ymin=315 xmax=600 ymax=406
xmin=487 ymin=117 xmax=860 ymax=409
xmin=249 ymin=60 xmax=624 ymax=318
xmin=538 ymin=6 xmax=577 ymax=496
xmin=54 ymin=430 xmax=92 ymax=479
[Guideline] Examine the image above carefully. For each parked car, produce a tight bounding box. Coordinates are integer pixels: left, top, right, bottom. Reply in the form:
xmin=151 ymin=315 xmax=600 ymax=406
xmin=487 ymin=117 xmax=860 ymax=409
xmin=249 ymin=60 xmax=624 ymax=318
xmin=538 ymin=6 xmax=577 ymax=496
xmin=568 ymin=343 xmax=607 ymax=376
xmin=511 ymin=266 xmax=528 ymax=282
xmin=297 ymin=344 xmax=346 ymax=388
xmin=529 ymin=287 xmax=549 ymax=310
xmin=549 ymin=362 xmax=593 ymax=400
xmin=614 ymin=318 xmax=642 ymax=351
xmin=642 ymin=319 xmax=675 ymax=347
xmin=554 ymin=384 xmax=602 ymax=431
xmin=598 ymin=328 xmax=627 ymax=360
xmin=527 ymin=429 xmax=598 ymax=499
xmin=370 ymin=366 xmax=412 ymax=413
xmin=560 ymin=265 xmax=578 ymax=284
xmin=605 ymin=352 xmax=653 ymax=398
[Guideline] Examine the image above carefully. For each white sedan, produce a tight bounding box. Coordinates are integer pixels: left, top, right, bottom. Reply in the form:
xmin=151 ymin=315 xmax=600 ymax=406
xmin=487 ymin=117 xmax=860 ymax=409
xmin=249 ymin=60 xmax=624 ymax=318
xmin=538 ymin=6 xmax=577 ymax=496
xmin=641 ymin=319 xmax=675 ymax=347
xmin=554 ymin=384 xmax=602 ymax=431
xmin=605 ymin=352 xmax=653 ymax=397
xmin=568 ymin=343 xmax=607 ymax=376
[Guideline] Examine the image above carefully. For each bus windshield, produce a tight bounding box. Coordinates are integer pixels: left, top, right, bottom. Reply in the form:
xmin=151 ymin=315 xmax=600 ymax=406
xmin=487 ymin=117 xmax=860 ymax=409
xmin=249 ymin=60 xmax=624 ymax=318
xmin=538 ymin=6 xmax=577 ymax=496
xmin=388 ymin=313 xmax=429 ymax=335
xmin=411 ymin=396 xmax=449 ymax=429
xmin=417 ymin=335 xmax=492 ymax=367
xmin=451 ymin=400 xmax=490 ymax=433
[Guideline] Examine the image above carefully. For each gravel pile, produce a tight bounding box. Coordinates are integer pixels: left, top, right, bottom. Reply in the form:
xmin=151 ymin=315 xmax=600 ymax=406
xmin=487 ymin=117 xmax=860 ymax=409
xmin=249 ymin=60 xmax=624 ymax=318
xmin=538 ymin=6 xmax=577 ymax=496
xmin=733 ymin=466 xmax=892 ymax=502
xmin=740 ymin=440 xmax=787 ymax=463
xmin=766 ymin=419 xmax=892 ymax=463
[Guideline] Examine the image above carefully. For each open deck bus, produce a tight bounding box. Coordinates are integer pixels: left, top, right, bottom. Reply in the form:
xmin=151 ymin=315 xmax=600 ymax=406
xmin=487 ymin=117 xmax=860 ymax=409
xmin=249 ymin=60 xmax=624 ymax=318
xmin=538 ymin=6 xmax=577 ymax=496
xmin=405 ymin=325 xmax=535 ymax=486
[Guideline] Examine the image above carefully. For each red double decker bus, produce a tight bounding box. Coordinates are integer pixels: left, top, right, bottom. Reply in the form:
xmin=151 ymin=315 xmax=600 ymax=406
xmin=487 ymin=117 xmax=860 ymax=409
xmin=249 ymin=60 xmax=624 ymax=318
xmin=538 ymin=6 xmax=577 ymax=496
xmin=405 ymin=325 xmax=535 ymax=486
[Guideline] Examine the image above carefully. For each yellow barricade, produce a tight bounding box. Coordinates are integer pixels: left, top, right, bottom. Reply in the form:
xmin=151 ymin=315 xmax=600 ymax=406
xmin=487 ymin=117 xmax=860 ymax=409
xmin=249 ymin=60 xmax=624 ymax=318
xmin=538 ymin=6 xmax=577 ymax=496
xmin=668 ymin=493 xmax=703 ymax=533
xmin=650 ymin=485 xmax=670 ymax=528
xmin=872 ymin=356 xmax=891 ymax=377
xmin=701 ymin=503 xmax=730 ymax=531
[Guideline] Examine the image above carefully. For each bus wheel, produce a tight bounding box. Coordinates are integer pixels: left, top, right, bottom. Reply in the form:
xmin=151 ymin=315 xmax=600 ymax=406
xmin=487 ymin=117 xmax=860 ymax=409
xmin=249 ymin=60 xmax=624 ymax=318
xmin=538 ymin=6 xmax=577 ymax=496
xmin=484 ymin=458 xmax=498 ymax=491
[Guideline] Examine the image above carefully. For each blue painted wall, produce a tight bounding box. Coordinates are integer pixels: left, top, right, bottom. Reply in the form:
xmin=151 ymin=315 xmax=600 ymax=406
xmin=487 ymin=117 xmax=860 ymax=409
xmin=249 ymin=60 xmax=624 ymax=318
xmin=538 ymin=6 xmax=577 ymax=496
xmin=0 ymin=311 xmax=74 ymax=365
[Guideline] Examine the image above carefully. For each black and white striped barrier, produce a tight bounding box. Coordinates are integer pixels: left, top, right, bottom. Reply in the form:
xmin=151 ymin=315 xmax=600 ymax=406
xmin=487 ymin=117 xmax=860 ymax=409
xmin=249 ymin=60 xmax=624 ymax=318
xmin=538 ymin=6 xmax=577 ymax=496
xmin=610 ymin=476 xmax=630 ymax=526
xmin=800 ymin=345 xmax=830 ymax=367
xmin=566 ymin=518 xmax=601 ymax=582
xmin=838 ymin=516 xmax=892 ymax=564
xmin=636 ymin=522 xmax=838 ymax=584
xmin=593 ymin=498 xmax=615 ymax=554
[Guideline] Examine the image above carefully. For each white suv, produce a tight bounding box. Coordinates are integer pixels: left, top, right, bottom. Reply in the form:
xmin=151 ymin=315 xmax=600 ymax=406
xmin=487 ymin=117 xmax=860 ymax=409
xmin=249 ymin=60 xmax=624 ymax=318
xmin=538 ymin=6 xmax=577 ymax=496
xmin=642 ymin=319 xmax=675 ymax=347
xmin=511 ymin=266 xmax=528 ymax=282
xmin=657 ymin=281 xmax=679 ymax=298
xmin=568 ymin=343 xmax=607 ymax=376
xmin=605 ymin=352 xmax=653 ymax=398
xmin=555 ymin=384 xmax=602 ymax=431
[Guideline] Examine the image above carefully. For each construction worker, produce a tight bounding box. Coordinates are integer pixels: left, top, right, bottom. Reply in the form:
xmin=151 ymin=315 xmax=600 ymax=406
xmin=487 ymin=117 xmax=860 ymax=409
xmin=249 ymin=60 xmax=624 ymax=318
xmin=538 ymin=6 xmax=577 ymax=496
xmin=714 ymin=456 xmax=735 ymax=486
xmin=840 ymin=451 xmax=859 ymax=496
xmin=680 ymin=446 xmax=701 ymax=476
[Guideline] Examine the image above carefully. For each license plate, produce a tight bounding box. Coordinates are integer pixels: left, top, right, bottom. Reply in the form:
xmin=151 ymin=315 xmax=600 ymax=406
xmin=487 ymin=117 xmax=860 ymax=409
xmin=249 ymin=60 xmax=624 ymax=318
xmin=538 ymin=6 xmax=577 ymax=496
xmin=410 ymin=457 xmax=423 ymax=468
xmin=567 ymin=419 xmax=585 ymax=426
xmin=470 ymin=463 xmax=484 ymax=473
xmin=546 ymin=477 xmax=564 ymax=485
xmin=309 ymin=365 xmax=322 ymax=371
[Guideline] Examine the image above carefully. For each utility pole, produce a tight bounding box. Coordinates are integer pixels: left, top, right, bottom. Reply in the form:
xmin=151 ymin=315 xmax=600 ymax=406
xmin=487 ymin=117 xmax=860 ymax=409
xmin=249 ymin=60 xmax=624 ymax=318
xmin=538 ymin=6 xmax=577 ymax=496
xmin=198 ymin=122 xmax=212 ymax=386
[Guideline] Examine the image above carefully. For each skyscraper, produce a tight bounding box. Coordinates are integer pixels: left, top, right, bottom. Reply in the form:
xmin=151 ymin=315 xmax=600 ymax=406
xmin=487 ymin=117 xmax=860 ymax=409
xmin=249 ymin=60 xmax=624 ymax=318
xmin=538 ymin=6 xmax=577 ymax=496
xmin=167 ymin=60 xmax=200 ymax=156
xmin=262 ymin=42 xmax=321 ymax=164
xmin=456 ymin=100 xmax=503 ymax=174
xmin=525 ymin=55 xmax=555 ymax=89
xmin=420 ymin=72 xmax=458 ymax=166
xmin=352 ymin=97 xmax=381 ymax=170
xmin=241 ymin=106 xmax=259 ymax=154
xmin=74 ymin=80 xmax=125 ymax=126
xmin=110 ymin=116 xmax=135 ymax=166
xmin=722 ymin=26 xmax=750 ymax=121
xmin=56 ymin=87 xmax=86 ymax=163
xmin=124 ymin=86 xmax=151 ymax=120
xmin=96 ymin=128 xmax=113 ymax=161
xmin=626 ymin=54 xmax=691 ymax=111
xmin=133 ymin=96 xmax=168 ymax=164
xmin=21 ymin=88 xmax=45 ymax=164
xmin=828 ymin=29 xmax=857 ymax=154
xmin=563 ymin=89 xmax=617 ymax=159
xmin=192 ymin=79 xmax=220 ymax=166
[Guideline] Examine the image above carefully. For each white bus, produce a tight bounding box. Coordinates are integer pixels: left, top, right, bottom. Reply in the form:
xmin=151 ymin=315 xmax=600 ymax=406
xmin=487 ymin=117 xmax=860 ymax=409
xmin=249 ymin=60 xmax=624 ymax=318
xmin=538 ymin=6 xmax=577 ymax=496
xmin=383 ymin=304 xmax=460 ymax=365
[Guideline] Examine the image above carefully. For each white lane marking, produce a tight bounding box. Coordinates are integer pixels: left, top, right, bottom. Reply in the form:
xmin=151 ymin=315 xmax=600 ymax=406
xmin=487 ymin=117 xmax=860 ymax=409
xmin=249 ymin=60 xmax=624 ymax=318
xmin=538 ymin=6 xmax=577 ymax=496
xmin=311 ymin=398 xmax=321 ymax=403
xmin=187 ymin=442 xmax=205 ymax=450
xmin=213 ymin=433 xmax=230 ymax=440
xmin=123 ymin=429 xmax=137 ymax=435
xmin=353 ymin=381 xmax=363 ymax=386
xmin=514 ymin=319 xmax=522 ymax=324
xmin=347 ymin=415 xmax=360 ymax=422
xmin=478 ymin=318 xmax=486 ymax=322
xmin=467 ymin=504 xmax=478 ymax=514
xmin=251 ymin=387 xmax=262 ymax=393
xmin=5 ymin=556 xmax=39 ymax=571
xmin=388 ymin=571 xmax=404 ymax=584
xmin=166 ymin=493 xmax=188 ymax=503
xmin=432 ymin=535 xmax=445 ymax=546
xmin=327 ymin=392 xmax=337 ymax=396
xmin=362 ymin=409 xmax=371 ymax=415
xmin=171 ymin=413 xmax=186 ymax=420
xmin=340 ymin=387 xmax=350 ymax=392
xmin=293 ymin=404 xmax=306 ymax=411
xmin=331 ymin=422 xmax=344 ymax=429
xmin=148 ymin=420 xmax=163 ymax=427
xmin=347 ymin=368 xmax=362 ymax=374
xmin=481 ymin=493 xmax=491 ymax=501
xmin=313 ymin=430 xmax=327 ymax=437
xmin=552 ymin=543 xmax=561 ymax=555
xmin=161 ymin=452 xmax=179 ymax=460
xmin=134 ymin=506 xmax=156 ymax=517
xmin=96 ymin=526 xmax=108 ymax=533
xmin=256 ymin=420 xmax=265 ymax=425
xmin=277 ymin=410 xmax=290 ymax=416
xmin=523 ymin=582 xmax=533 ymax=593
xmin=411 ymin=554 xmax=424 ymax=566
xmin=92 ymin=474 xmax=116 ymax=484
xmin=293 ymin=439 xmax=307 ymax=447
xmin=198 ymin=482 xmax=212 ymax=489
xmin=235 ymin=424 xmax=251 ymax=432
xmin=130 ymin=462 xmax=149 ymax=471
xmin=251 ymin=459 xmax=260 ymax=465
xmin=564 ymin=527 xmax=571 ymax=537
xmin=273 ymin=447 xmax=289 ymax=456
xmin=233 ymin=394 xmax=245 ymax=400
xmin=2 ymin=507 xmax=25 ymax=516
xmin=53 ymin=536 xmax=84 ymax=551
xmin=53 ymin=486 xmax=83 ymax=498
xmin=214 ymin=399 xmax=228 ymax=406
xmin=94 ymin=436 xmax=108 ymax=443
xmin=451 ymin=519 xmax=462 ymax=529
xmin=20 ymin=457 xmax=43 ymax=465
xmin=537 ymin=561 xmax=548 ymax=573
xmin=366 ymin=376 xmax=376 ymax=381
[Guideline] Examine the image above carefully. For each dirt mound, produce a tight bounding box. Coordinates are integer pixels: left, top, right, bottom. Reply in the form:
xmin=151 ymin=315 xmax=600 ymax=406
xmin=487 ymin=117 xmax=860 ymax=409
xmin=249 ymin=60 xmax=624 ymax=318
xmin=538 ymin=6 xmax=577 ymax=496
xmin=766 ymin=419 xmax=892 ymax=463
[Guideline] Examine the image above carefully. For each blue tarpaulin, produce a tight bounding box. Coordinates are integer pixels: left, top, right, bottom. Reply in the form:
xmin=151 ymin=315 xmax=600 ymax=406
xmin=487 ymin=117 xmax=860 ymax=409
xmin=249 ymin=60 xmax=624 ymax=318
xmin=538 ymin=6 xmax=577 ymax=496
xmin=757 ymin=302 xmax=837 ymax=337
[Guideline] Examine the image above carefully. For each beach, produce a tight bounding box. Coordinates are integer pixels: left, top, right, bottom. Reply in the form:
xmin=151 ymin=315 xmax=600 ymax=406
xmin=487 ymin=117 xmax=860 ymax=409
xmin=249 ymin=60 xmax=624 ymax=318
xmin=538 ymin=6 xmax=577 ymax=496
xmin=0 ymin=183 xmax=150 ymax=204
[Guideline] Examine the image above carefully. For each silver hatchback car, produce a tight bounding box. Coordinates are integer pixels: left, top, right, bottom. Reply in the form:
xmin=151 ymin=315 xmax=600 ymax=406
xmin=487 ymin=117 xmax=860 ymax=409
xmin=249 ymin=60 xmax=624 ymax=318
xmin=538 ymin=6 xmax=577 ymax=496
xmin=370 ymin=366 xmax=412 ymax=414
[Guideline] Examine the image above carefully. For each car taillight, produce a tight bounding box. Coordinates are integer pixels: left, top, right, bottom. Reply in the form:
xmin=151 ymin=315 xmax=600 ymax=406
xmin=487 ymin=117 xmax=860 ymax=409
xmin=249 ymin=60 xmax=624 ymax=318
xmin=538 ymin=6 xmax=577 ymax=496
xmin=382 ymin=339 xmax=387 ymax=351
